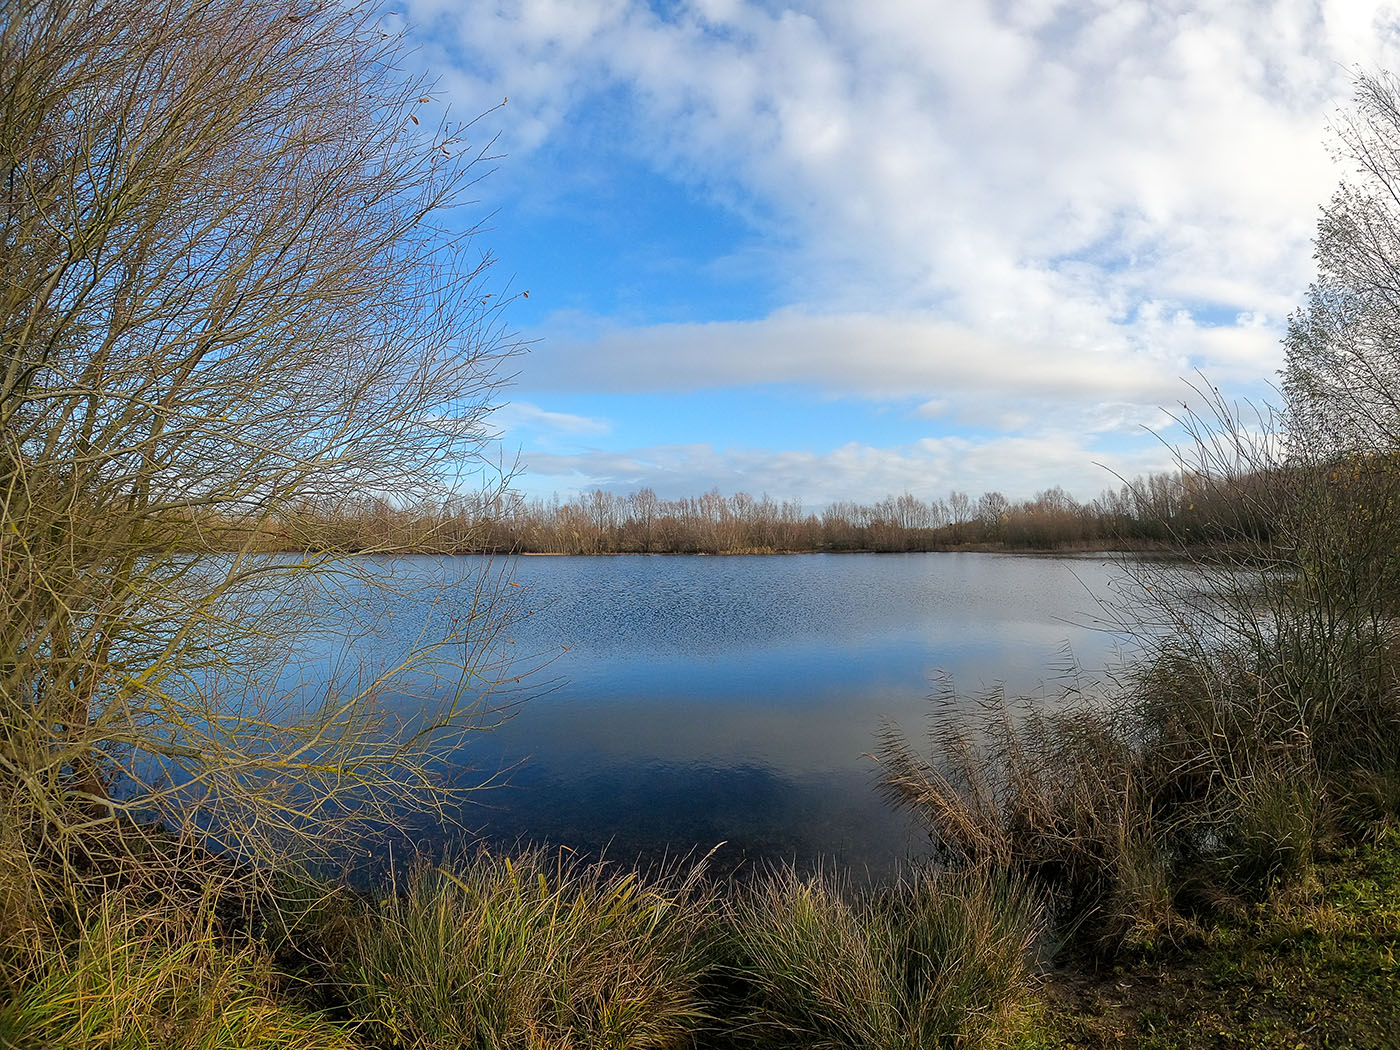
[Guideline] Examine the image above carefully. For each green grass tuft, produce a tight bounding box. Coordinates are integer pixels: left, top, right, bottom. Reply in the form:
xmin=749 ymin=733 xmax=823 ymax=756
xmin=338 ymin=848 xmax=715 ymax=1050
xmin=0 ymin=895 xmax=354 ymax=1050
xmin=719 ymin=863 xmax=1044 ymax=1049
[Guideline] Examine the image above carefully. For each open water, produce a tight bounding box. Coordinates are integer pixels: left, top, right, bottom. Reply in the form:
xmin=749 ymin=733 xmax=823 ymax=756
xmin=293 ymin=552 xmax=1148 ymax=878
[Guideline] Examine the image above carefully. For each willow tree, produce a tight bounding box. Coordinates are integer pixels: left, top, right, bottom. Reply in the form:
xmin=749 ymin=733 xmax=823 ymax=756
xmin=1 ymin=0 xmax=521 ymax=894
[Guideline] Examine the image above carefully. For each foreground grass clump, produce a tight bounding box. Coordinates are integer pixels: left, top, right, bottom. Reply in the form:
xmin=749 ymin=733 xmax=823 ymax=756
xmin=1 ymin=825 xmax=1392 ymax=1050
xmin=0 ymin=895 xmax=354 ymax=1050
xmin=311 ymin=850 xmax=1048 ymax=1049
xmin=338 ymin=849 xmax=715 ymax=1050
xmin=719 ymin=865 xmax=1044 ymax=1050
xmin=0 ymin=844 xmax=1055 ymax=1050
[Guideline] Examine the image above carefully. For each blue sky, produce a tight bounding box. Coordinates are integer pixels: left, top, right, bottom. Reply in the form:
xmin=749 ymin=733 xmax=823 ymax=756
xmin=401 ymin=0 xmax=1400 ymax=507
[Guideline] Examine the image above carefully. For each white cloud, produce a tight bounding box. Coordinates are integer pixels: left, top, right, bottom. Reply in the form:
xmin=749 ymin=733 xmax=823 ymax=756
xmin=915 ymin=398 xmax=949 ymax=419
xmin=519 ymin=307 xmax=1251 ymax=406
xmin=518 ymin=432 xmax=1179 ymax=506
xmin=410 ymin=0 xmax=1400 ymax=378
xmin=491 ymin=400 xmax=613 ymax=437
xmin=404 ymin=0 xmax=1400 ymax=496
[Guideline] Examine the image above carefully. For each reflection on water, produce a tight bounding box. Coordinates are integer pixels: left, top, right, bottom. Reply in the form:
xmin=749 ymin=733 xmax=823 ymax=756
xmin=308 ymin=552 xmax=1144 ymax=879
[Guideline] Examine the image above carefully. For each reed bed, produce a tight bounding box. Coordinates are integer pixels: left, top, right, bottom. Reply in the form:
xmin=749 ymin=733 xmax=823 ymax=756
xmin=877 ymin=623 xmax=1400 ymax=955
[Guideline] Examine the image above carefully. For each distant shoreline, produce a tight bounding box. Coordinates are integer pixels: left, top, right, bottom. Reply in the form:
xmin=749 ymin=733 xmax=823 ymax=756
xmin=507 ymin=545 xmax=1150 ymax=557
xmin=223 ymin=541 xmax=1194 ymax=559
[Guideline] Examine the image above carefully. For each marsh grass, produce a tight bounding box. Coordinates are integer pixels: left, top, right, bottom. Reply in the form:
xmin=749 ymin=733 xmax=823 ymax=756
xmin=339 ymin=847 xmax=716 ymax=1050
xmin=878 ymin=690 xmax=1174 ymax=952
xmin=0 ymin=894 xmax=354 ymax=1050
xmin=879 ymin=589 xmax=1400 ymax=956
xmin=0 ymin=842 xmax=1060 ymax=1050
xmin=719 ymin=864 xmax=1044 ymax=1049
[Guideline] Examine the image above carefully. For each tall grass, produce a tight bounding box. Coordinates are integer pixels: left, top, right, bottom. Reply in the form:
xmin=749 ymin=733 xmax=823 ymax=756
xmin=878 ymin=690 xmax=1177 ymax=952
xmin=878 ymin=401 xmax=1400 ymax=955
xmin=1 ymin=841 xmax=1057 ymax=1050
xmin=719 ymin=864 xmax=1044 ymax=1049
xmin=877 ymin=635 xmax=1399 ymax=954
xmin=338 ymin=848 xmax=715 ymax=1050
xmin=0 ymin=894 xmax=354 ymax=1050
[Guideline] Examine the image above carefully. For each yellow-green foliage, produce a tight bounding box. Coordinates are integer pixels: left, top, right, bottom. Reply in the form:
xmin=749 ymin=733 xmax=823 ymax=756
xmin=342 ymin=849 xmax=714 ymax=1050
xmin=723 ymin=865 xmax=1044 ymax=1050
xmin=0 ymin=897 xmax=355 ymax=1050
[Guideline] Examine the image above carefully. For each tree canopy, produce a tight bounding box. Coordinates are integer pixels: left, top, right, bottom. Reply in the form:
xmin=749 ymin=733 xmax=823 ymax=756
xmin=1284 ymin=71 xmax=1400 ymax=455
xmin=1 ymin=0 xmax=520 ymax=888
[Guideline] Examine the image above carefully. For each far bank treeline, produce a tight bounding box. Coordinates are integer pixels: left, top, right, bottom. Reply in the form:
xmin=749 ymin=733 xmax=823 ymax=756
xmin=202 ymin=465 xmax=1310 ymax=555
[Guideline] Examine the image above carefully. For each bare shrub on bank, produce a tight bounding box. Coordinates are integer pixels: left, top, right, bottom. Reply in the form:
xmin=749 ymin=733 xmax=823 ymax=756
xmin=0 ymin=0 xmax=521 ymax=909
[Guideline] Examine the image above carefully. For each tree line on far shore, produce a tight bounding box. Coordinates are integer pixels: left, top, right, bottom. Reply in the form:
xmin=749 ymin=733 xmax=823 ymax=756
xmin=201 ymin=462 xmax=1313 ymax=555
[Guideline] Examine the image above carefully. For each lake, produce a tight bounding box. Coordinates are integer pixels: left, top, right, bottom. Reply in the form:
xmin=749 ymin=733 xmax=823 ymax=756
xmin=305 ymin=552 xmax=1147 ymax=879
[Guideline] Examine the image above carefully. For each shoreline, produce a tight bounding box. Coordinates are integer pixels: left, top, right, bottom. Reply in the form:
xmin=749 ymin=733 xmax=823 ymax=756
xmin=222 ymin=541 xmax=1191 ymax=559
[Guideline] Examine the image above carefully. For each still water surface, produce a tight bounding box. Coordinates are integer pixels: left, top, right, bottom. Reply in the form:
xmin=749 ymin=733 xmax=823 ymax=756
xmin=326 ymin=552 xmax=1145 ymax=878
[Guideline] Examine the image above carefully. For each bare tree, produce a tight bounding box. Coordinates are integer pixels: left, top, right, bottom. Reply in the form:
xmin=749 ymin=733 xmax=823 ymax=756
xmin=628 ymin=487 xmax=659 ymax=553
xmin=1 ymin=0 xmax=521 ymax=892
xmin=946 ymin=490 xmax=971 ymax=524
xmin=1284 ymin=71 xmax=1400 ymax=454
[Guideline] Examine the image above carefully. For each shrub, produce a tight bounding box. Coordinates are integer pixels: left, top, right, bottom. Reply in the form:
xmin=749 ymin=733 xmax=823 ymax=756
xmin=877 ymin=654 xmax=1348 ymax=954
xmin=878 ymin=691 xmax=1169 ymax=950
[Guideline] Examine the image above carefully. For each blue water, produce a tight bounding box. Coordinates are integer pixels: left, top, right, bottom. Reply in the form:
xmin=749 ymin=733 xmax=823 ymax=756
xmin=296 ymin=552 xmax=1144 ymax=878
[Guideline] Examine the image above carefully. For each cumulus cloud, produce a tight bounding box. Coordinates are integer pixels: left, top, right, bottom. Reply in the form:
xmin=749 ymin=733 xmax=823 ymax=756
xmin=413 ymin=0 xmax=1398 ymax=363
xmin=401 ymin=0 xmax=1400 ymax=496
xmin=417 ymin=2 xmax=1393 ymax=291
